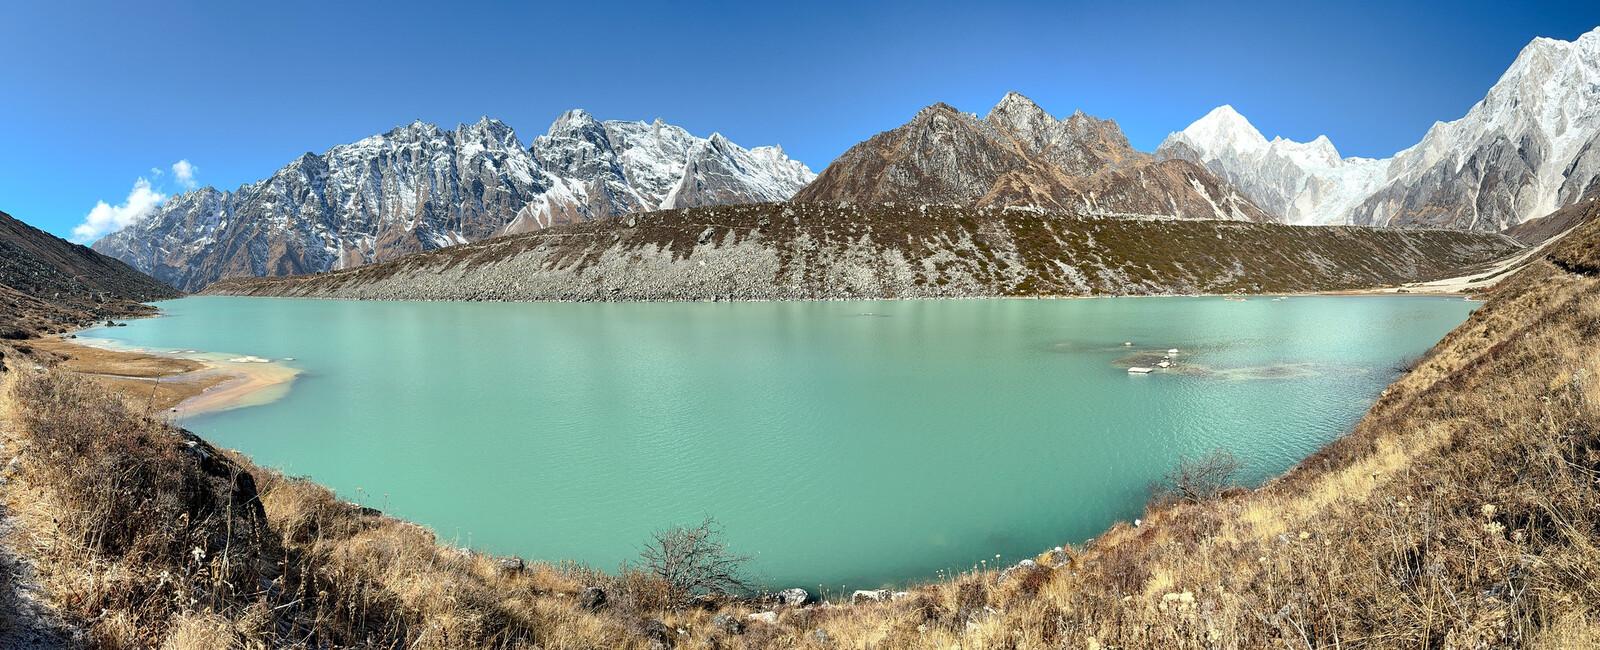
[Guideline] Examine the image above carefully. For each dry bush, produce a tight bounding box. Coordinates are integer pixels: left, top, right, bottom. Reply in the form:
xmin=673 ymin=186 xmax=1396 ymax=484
xmin=9 ymin=371 xmax=265 ymax=559
xmin=614 ymin=565 xmax=674 ymax=612
xmin=160 ymin=612 xmax=243 ymax=649
xmin=1152 ymin=448 xmax=1242 ymax=506
xmin=638 ymin=516 xmax=752 ymax=608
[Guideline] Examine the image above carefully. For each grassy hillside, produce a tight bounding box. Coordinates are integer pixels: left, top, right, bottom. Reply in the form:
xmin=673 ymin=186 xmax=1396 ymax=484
xmin=202 ymin=203 xmax=1522 ymax=301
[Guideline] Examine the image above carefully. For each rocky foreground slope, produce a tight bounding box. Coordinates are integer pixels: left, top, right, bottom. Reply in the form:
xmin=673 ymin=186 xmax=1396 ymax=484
xmin=94 ymin=113 xmax=813 ymax=291
xmin=203 ymin=203 xmax=1521 ymax=301
xmin=0 ymin=210 xmax=179 ymax=339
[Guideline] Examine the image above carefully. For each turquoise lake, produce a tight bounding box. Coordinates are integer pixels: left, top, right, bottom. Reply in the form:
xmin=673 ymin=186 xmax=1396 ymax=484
xmin=81 ymin=295 xmax=1475 ymax=591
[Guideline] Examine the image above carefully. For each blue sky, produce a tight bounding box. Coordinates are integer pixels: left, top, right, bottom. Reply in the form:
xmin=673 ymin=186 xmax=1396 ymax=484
xmin=3 ymin=1 xmax=1598 ymax=240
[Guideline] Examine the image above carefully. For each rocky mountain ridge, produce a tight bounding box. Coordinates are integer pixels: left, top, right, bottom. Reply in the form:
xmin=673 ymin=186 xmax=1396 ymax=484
xmin=1159 ymin=26 xmax=1600 ymax=230
xmin=93 ymin=113 xmax=814 ymax=290
xmin=793 ymin=93 xmax=1270 ymax=222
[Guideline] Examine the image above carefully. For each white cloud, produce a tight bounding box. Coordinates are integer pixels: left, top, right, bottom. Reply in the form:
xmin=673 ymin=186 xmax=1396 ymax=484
xmin=72 ymin=178 xmax=167 ymax=243
xmin=171 ymin=159 xmax=197 ymax=189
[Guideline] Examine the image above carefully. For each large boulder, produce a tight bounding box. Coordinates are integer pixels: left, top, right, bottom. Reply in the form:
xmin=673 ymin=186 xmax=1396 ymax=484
xmin=710 ymin=613 xmax=745 ymax=635
xmin=776 ymin=587 xmax=809 ymax=607
xmin=635 ymin=618 xmax=673 ymax=649
xmin=851 ymin=589 xmax=889 ymax=604
xmin=579 ymin=586 xmax=607 ymax=611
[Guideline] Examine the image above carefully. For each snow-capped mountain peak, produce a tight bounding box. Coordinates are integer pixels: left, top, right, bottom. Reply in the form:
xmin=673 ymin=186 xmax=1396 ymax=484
xmin=1165 ymin=27 xmax=1600 ymax=230
xmin=1179 ymin=105 xmax=1269 ymax=153
xmin=1349 ymin=25 xmax=1600 ymax=229
xmin=1157 ymin=106 xmax=1387 ymax=225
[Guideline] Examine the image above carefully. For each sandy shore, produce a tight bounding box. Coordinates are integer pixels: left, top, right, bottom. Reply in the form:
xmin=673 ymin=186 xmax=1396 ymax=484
xmin=32 ymin=336 xmax=299 ymax=417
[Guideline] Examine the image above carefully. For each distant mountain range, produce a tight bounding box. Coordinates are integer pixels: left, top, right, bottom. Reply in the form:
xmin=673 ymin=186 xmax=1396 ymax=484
xmin=795 ymin=93 xmax=1270 ymax=221
xmin=1160 ymin=26 xmax=1600 ymax=230
xmin=92 ymin=27 xmax=1600 ymax=290
xmin=93 ymin=113 xmax=814 ymax=290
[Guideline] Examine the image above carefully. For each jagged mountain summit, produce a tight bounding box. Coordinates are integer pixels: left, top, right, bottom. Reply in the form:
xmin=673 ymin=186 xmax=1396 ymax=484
xmin=1160 ymin=26 xmax=1600 ymax=230
xmin=1356 ymin=26 xmax=1600 ymax=230
xmin=510 ymin=111 xmax=814 ymax=231
xmin=93 ymin=113 xmax=814 ymax=290
xmin=794 ymin=92 xmax=1269 ymax=221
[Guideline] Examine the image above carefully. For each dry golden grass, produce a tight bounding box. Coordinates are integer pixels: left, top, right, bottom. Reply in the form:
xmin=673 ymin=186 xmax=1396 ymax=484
xmin=28 ymin=336 xmax=205 ymax=378
xmin=23 ymin=336 xmax=227 ymax=411
xmin=3 ymin=220 xmax=1599 ymax=648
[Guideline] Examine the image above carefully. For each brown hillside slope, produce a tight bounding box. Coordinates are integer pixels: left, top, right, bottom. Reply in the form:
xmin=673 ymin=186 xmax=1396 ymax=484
xmin=0 ymin=210 xmax=180 ymax=339
xmin=201 ymin=203 xmax=1522 ymax=302
xmin=1504 ymin=187 xmax=1600 ymax=246
xmin=3 ymin=218 xmax=1598 ymax=648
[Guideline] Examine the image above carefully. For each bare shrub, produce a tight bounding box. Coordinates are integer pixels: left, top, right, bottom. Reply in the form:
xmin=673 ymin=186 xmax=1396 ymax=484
xmin=1392 ymin=354 xmax=1423 ymax=374
xmin=1157 ymin=449 xmax=1243 ymax=505
xmin=638 ymin=517 xmax=751 ymax=607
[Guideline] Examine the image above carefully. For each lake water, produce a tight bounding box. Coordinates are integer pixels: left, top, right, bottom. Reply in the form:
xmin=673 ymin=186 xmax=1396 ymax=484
xmin=81 ymin=295 xmax=1474 ymax=591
